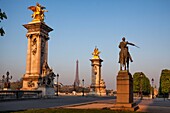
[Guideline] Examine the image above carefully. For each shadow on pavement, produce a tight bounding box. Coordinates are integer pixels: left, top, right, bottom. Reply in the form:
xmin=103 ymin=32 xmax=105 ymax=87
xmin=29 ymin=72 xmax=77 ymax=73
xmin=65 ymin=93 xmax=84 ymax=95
xmin=137 ymin=98 xmax=170 ymax=113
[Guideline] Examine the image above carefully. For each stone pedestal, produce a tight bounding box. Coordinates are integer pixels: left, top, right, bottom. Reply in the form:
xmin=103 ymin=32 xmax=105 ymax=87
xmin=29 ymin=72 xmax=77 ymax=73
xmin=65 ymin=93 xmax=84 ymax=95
xmin=22 ymin=76 xmax=39 ymax=90
xmin=111 ymin=71 xmax=138 ymax=111
xmin=38 ymin=86 xmax=55 ymax=97
xmin=89 ymin=58 xmax=106 ymax=96
xmin=117 ymin=71 xmax=133 ymax=103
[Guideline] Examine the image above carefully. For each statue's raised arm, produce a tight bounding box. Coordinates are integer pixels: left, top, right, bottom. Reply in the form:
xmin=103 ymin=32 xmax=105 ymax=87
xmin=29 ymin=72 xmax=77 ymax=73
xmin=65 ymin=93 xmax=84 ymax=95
xmin=28 ymin=3 xmax=48 ymax=22
xmin=127 ymin=42 xmax=135 ymax=46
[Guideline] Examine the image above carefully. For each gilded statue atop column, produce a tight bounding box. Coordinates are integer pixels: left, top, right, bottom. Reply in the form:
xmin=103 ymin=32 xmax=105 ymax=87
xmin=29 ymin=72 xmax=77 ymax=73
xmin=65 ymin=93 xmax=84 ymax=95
xmin=28 ymin=3 xmax=48 ymax=22
xmin=92 ymin=46 xmax=100 ymax=59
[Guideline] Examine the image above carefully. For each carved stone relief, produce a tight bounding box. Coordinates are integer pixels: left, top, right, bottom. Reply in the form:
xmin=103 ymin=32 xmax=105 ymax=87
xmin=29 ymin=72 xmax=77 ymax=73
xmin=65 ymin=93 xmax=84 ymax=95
xmin=31 ymin=37 xmax=37 ymax=55
xmin=27 ymin=80 xmax=35 ymax=87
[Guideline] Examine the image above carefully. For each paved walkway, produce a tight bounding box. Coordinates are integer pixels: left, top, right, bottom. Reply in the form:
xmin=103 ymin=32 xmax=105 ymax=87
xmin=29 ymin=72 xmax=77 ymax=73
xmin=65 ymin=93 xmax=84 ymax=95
xmin=0 ymin=96 xmax=113 ymax=112
xmin=137 ymin=98 xmax=170 ymax=113
xmin=1 ymin=97 xmax=170 ymax=113
xmin=61 ymin=98 xmax=170 ymax=113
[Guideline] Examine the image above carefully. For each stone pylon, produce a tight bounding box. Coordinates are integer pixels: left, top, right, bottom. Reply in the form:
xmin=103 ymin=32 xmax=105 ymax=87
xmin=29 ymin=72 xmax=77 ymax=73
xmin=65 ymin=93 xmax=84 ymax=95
xmin=89 ymin=47 xmax=106 ymax=96
xmin=21 ymin=3 xmax=54 ymax=91
xmin=21 ymin=3 xmax=56 ymax=97
xmin=21 ymin=21 xmax=53 ymax=90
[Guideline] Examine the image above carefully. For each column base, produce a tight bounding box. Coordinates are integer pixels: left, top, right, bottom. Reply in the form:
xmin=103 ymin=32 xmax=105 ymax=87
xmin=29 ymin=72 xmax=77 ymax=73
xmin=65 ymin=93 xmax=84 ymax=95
xmin=38 ymin=86 xmax=55 ymax=97
xmin=21 ymin=75 xmax=39 ymax=90
xmin=117 ymin=71 xmax=133 ymax=103
xmin=114 ymin=71 xmax=139 ymax=111
xmin=111 ymin=103 xmax=139 ymax=111
xmin=90 ymin=85 xmax=106 ymax=96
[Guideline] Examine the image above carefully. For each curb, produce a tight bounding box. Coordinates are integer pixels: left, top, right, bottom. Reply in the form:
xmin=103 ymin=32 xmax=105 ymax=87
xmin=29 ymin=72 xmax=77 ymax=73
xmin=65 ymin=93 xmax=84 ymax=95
xmin=52 ymin=101 xmax=101 ymax=109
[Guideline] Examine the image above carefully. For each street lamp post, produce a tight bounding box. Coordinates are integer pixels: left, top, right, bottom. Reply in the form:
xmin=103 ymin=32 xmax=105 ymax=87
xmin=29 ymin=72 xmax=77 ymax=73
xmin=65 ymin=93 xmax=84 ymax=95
xmin=151 ymin=78 xmax=154 ymax=99
xmin=56 ymin=74 xmax=59 ymax=96
xmin=140 ymin=73 xmax=143 ymax=100
xmin=82 ymin=79 xmax=84 ymax=96
xmin=2 ymin=71 xmax=12 ymax=89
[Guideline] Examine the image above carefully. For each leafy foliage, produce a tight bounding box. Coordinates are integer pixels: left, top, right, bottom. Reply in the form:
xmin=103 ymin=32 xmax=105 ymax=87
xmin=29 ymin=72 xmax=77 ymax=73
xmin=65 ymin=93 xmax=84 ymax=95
xmin=133 ymin=72 xmax=151 ymax=95
xmin=0 ymin=9 xmax=7 ymax=36
xmin=159 ymin=69 xmax=170 ymax=95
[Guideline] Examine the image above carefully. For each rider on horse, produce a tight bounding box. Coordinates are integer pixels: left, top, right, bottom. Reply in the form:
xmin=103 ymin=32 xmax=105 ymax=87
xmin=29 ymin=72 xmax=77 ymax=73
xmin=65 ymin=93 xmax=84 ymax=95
xmin=119 ymin=37 xmax=135 ymax=71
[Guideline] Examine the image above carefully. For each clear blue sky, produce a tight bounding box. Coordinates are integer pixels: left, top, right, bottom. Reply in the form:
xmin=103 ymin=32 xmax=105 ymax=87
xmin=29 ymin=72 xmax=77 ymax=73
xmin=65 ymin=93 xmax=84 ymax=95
xmin=1 ymin=0 xmax=170 ymax=90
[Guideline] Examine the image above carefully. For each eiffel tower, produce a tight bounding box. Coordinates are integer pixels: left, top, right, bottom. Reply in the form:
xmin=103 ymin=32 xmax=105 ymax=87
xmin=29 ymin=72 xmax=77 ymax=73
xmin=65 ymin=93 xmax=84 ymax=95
xmin=73 ymin=60 xmax=80 ymax=88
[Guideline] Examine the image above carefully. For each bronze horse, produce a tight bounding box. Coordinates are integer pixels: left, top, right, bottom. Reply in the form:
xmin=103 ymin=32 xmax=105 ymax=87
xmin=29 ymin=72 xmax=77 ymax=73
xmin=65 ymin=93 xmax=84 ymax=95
xmin=119 ymin=47 xmax=131 ymax=71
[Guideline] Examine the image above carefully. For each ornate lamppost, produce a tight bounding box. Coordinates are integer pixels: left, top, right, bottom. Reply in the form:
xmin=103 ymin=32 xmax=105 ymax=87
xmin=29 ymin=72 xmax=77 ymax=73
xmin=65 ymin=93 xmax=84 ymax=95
xmin=2 ymin=71 xmax=12 ymax=89
xmin=140 ymin=72 xmax=143 ymax=100
xmin=151 ymin=78 xmax=154 ymax=99
xmin=82 ymin=79 xmax=84 ymax=96
xmin=56 ymin=74 xmax=59 ymax=96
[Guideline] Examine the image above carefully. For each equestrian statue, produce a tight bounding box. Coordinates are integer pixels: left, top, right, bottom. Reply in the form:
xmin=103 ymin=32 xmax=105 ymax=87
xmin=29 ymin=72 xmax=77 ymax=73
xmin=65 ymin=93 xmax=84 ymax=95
xmin=118 ymin=37 xmax=139 ymax=71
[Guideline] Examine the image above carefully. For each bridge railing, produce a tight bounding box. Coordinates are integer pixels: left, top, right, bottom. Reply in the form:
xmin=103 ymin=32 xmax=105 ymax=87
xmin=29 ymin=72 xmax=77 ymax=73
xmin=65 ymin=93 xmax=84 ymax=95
xmin=0 ymin=90 xmax=42 ymax=100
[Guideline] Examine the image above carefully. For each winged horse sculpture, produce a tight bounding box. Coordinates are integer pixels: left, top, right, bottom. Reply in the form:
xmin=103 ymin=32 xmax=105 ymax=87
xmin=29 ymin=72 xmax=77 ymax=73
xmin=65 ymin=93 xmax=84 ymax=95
xmin=28 ymin=3 xmax=48 ymax=22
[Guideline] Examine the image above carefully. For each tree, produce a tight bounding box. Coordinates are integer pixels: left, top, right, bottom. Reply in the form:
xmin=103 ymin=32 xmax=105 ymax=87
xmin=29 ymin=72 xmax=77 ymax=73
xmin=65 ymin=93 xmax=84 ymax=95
xmin=133 ymin=72 xmax=151 ymax=95
xmin=133 ymin=72 xmax=141 ymax=93
xmin=142 ymin=77 xmax=150 ymax=94
xmin=0 ymin=9 xmax=7 ymax=36
xmin=159 ymin=69 xmax=170 ymax=96
xmin=10 ymin=78 xmax=23 ymax=90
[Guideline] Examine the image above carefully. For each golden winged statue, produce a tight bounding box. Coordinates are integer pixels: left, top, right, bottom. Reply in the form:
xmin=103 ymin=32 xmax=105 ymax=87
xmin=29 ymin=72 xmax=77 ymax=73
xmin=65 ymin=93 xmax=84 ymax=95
xmin=28 ymin=3 xmax=48 ymax=22
xmin=92 ymin=46 xmax=100 ymax=59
